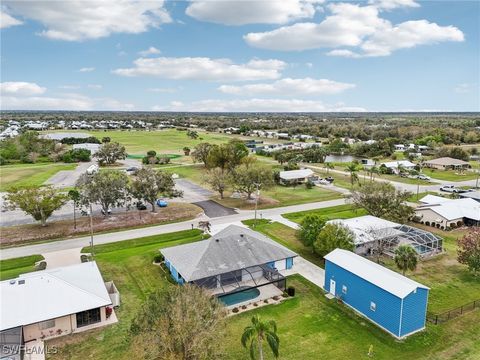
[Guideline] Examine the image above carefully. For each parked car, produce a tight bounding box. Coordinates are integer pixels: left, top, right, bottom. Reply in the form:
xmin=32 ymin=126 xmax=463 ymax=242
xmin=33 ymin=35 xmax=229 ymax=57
xmin=156 ymin=199 xmax=168 ymax=207
xmin=416 ymin=174 xmax=431 ymax=181
xmin=126 ymin=167 xmax=139 ymax=174
xmin=399 ymin=172 xmax=409 ymax=178
xmin=440 ymin=185 xmax=460 ymax=193
xmin=316 ymin=179 xmax=330 ymax=185
xmin=325 ymin=177 xmax=334 ymax=183
xmin=136 ymin=201 xmax=147 ymax=210
xmin=86 ymin=164 xmax=99 ymax=175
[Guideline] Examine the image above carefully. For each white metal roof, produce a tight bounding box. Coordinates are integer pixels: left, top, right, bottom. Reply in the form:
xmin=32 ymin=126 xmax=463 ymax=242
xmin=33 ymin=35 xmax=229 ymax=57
xmin=327 ymin=215 xmax=402 ymax=245
xmin=279 ymin=169 xmax=314 ymax=180
xmin=0 ymin=262 xmax=111 ymax=331
xmin=382 ymin=160 xmax=416 ymax=169
xmin=418 ymin=194 xmax=451 ymax=205
xmin=416 ymin=198 xmax=480 ymax=221
xmin=424 ymin=157 xmax=469 ymax=166
xmin=324 ymin=249 xmax=429 ymax=299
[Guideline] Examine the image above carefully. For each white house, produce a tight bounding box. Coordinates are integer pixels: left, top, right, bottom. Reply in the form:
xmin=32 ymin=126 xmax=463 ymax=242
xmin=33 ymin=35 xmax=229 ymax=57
xmin=415 ymin=195 xmax=480 ymax=228
xmin=0 ymin=262 xmax=119 ymax=359
xmin=279 ymin=169 xmax=314 ymax=185
xmin=381 ymin=160 xmax=416 ymax=174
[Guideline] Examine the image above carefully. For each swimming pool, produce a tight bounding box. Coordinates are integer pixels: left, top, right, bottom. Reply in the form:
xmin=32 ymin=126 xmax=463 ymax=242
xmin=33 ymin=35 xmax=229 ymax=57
xmin=217 ymin=287 xmax=260 ymax=307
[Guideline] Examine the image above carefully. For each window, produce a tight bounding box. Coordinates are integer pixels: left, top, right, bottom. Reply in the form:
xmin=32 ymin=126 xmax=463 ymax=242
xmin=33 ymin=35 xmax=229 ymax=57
xmin=370 ymin=302 xmax=376 ymax=312
xmin=39 ymin=319 xmax=55 ymax=330
xmin=76 ymin=308 xmax=101 ymax=328
xmin=342 ymin=285 xmax=347 ymax=294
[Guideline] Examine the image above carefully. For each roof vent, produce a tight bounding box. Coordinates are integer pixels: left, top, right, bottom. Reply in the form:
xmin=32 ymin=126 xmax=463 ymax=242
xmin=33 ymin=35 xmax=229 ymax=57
xmin=18 ymin=280 xmax=25 ymax=285
xmin=240 ymin=234 xmax=244 ymax=237
xmin=215 ymin=239 xmax=219 ymax=242
xmin=9 ymin=280 xmax=16 ymax=285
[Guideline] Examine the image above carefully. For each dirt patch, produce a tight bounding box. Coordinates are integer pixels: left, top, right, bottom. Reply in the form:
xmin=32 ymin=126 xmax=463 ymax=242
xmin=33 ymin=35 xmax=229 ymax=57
xmin=1 ymin=202 xmax=203 ymax=247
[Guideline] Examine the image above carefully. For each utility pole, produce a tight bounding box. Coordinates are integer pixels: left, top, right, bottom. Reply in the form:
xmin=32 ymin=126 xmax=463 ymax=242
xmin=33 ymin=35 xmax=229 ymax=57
xmin=476 ymin=170 xmax=479 ymax=189
xmin=253 ymin=182 xmax=261 ymax=228
xmin=89 ymin=202 xmax=94 ymax=257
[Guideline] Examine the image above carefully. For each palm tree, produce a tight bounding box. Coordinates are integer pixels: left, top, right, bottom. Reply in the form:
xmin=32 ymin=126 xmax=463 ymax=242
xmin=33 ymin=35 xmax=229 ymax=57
xmin=394 ymin=245 xmax=418 ymax=275
xmin=324 ymin=162 xmax=334 ymax=175
xmin=345 ymin=164 xmax=359 ymax=185
xmin=68 ymin=189 xmax=81 ymax=230
xmin=241 ymin=315 xmax=279 ymax=360
xmin=369 ymin=166 xmax=379 ymax=181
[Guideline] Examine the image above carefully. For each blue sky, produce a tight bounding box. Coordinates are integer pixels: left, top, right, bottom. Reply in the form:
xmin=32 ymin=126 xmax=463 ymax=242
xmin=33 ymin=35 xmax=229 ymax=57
xmin=1 ymin=0 xmax=479 ymax=112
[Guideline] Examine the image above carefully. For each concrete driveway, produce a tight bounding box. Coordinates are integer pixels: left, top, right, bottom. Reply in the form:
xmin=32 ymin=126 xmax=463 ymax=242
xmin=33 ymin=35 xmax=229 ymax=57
xmin=175 ymin=179 xmax=214 ymax=203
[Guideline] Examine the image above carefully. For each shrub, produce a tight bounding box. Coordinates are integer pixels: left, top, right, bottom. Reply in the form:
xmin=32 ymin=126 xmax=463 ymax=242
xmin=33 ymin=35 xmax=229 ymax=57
xmin=263 ymin=299 xmax=269 ymax=304
xmin=241 ymin=305 xmax=247 ymax=310
xmin=36 ymin=261 xmax=47 ymax=270
xmin=106 ymin=306 xmax=113 ymax=318
xmin=153 ymin=254 xmax=164 ymax=263
xmin=273 ymin=295 xmax=280 ymax=301
xmin=232 ymin=307 xmax=239 ymax=313
xmin=305 ymin=181 xmax=314 ymax=189
xmin=253 ymin=302 xmax=258 ymax=307
xmin=282 ymin=292 xmax=288 ymax=298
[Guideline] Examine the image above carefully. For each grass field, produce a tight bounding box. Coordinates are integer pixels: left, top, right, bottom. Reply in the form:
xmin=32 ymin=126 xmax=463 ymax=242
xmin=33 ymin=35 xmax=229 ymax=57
xmin=0 ymin=226 xmax=473 ymax=359
xmin=69 ymin=129 xmax=258 ymax=156
xmin=283 ymin=203 xmax=367 ymax=223
xmin=0 ymin=255 xmax=44 ymax=280
xmin=0 ymin=163 xmax=77 ymax=191
xmin=242 ymin=219 xmax=324 ymax=267
xmin=422 ymin=168 xmax=479 ymax=182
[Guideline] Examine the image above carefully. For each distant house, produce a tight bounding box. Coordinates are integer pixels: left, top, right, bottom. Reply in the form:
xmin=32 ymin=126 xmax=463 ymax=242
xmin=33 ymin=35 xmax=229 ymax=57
xmin=394 ymin=144 xmax=405 ymax=151
xmin=161 ymin=225 xmax=296 ymax=306
xmin=279 ymin=169 xmax=315 ymax=185
xmin=381 ymin=160 xmax=416 ymax=174
xmin=416 ymin=195 xmax=480 ymax=228
xmin=459 ymin=191 xmax=480 ymax=202
xmin=328 ymin=215 xmax=442 ymax=257
xmin=0 ymin=262 xmax=118 ymax=359
xmin=324 ymin=249 xmax=429 ymax=339
xmin=42 ymin=132 xmax=91 ymax=141
xmin=423 ymin=157 xmax=470 ymax=170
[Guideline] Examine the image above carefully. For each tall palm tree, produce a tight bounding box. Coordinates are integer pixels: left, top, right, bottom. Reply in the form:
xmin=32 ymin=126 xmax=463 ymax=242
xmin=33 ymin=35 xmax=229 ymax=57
xmin=369 ymin=166 xmax=379 ymax=181
xmin=241 ymin=315 xmax=279 ymax=360
xmin=324 ymin=162 xmax=334 ymax=175
xmin=345 ymin=164 xmax=359 ymax=185
xmin=394 ymin=245 xmax=418 ymax=275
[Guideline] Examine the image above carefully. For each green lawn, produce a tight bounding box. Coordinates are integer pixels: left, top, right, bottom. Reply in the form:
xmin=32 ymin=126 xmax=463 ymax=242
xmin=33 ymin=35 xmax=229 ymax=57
xmin=0 ymin=255 xmax=44 ymax=280
xmin=422 ymin=168 xmax=478 ymax=181
xmin=283 ymin=203 xmax=367 ymax=224
xmin=242 ymin=219 xmax=324 ymax=268
xmin=407 ymin=191 xmax=439 ymax=202
xmin=48 ymin=129 xmax=257 ymax=156
xmin=19 ymin=226 xmax=476 ymax=359
xmin=222 ymin=275 xmax=480 ymax=360
xmin=0 ymin=163 xmax=77 ymax=191
xmin=162 ymin=164 xmax=206 ymax=184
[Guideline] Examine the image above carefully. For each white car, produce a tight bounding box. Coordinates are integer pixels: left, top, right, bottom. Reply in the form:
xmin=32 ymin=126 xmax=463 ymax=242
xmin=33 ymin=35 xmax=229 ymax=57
xmin=440 ymin=185 xmax=459 ymax=193
xmin=416 ymin=174 xmax=431 ymax=181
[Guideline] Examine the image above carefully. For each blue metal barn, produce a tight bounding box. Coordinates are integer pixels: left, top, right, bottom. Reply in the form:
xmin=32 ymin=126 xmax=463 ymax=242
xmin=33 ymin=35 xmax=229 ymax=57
xmin=324 ymin=249 xmax=429 ymax=339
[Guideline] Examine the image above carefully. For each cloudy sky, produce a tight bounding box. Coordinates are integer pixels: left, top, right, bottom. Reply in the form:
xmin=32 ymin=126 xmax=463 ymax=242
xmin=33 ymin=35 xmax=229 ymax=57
xmin=1 ymin=0 xmax=478 ymax=112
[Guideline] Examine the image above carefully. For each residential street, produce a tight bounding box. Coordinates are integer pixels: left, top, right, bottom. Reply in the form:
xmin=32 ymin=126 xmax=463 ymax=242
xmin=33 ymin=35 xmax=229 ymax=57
xmin=0 ymin=198 xmax=346 ymax=260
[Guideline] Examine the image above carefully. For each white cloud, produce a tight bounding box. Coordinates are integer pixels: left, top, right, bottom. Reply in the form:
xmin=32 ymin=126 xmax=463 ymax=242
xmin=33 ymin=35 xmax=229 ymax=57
xmin=368 ymin=0 xmax=420 ymax=10
xmin=58 ymin=85 xmax=81 ymax=90
xmin=218 ymin=78 xmax=355 ymax=96
xmin=0 ymin=82 xmax=46 ymax=96
xmin=88 ymin=84 xmax=103 ymax=89
xmin=1 ymin=93 xmax=135 ymax=111
xmin=113 ymin=57 xmax=286 ymax=81
xmin=148 ymin=87 xmax=179 ymax=93
xmin=186 ymin=0 xmax=323 ymax=26
xmin=78 ymin=67 xmax=95 ymax=73
xmin=454 ymin=83 xmax=473 ymax=94
xmin=3 ymin=0 xmax=171 ymax=41
xmin=0 ymin=10 xmax=22 ymax=29
xmin=138 ymin=46 xmax=161 ymax=56
xmin=154 ymin=98 xmax=366 ymax=112
xmin=244 ymin=2 xmax=464 ymax=56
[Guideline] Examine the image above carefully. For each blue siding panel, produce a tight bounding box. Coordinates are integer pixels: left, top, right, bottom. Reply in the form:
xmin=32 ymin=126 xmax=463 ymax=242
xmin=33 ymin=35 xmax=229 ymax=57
xmin=325 ymin=260 xmax=402 ymax=337
xmin=400 ymin=288 xmax=428 ymax=337
xmin=286 ymin=257 xmax=294 ymax=270
xmin=165 ymin=257 xmax=184 ymax=284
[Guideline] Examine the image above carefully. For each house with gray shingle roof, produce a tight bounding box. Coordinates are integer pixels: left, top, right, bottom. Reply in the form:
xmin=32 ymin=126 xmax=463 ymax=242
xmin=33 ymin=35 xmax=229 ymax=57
xmin=161 ymin=225 xmax=297 ymax=296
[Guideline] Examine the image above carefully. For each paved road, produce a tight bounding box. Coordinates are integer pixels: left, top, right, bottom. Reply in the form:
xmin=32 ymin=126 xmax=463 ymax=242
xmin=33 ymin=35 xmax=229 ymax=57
xmin=0 ymin=198 xmax=346 ymax=260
